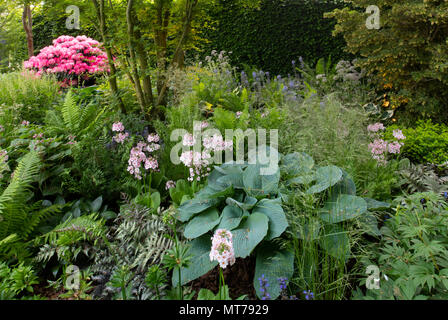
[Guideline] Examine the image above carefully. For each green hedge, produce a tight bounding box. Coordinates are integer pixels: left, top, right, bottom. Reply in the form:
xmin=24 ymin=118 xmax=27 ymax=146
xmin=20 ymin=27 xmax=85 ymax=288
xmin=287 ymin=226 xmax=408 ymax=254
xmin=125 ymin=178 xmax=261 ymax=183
xmin=196 ymin=0 xmax=350 ymax=75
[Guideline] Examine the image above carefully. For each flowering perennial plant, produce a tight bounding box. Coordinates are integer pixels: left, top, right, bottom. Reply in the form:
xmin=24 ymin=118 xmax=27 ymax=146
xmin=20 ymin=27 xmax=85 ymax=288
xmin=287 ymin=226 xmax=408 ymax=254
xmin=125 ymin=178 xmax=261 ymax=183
xmin=127 ymin=133 xmax=161 ymax=180
xmin=367 ymin=124 xmax=406 ymax=165
xmin=112 ymin=122 xmax=129 ymax=144
xmin=179 ymin=125 xmax=233 ymax=182
xmin=258 ymin=274 xmax=271 ymax=300
xmin=24 ymin=35 xmax=109 ymax=87
xmin=209 ymin=229 xmax=236 ymax=269
xmin=165 ymin=180 xmax=176 ymax=190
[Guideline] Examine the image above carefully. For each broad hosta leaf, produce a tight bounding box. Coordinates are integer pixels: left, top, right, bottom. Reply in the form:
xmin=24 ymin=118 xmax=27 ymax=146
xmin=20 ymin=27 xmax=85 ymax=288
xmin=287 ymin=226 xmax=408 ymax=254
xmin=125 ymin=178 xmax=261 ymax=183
xmin=177 ymin=198 xmax=220 ymax=222
xmin=243 ymin=164 xmax=280 ymax=197
xmin=252 ymin=198 xmax=288 ymax=240
xmin=287 ymin=174 xmax=315 ymax=186
xmin=320 ymin=194 xmax=368 ymax=223
xmin=90 ymin=196 xmax=103 ymax=213
xmin=281 ymin=152 xmax=314 ymax=177
xmin=184 ymin=208 xmax=221 ymax=239
xmin=232 ymin=213 xmax=269 ymax=258
xmin=225 ymin=196 xmax=258 ymax=211
xmin=172 ymin=235 xmax=218 ymax=287
xmin=217 ymin=173 xmax=244 ymax=189
xmin=328 ymin=170 xmax=356 ymax=201
xmin=364 ymin=198 xmax=391 ymax=210
xmin=217 ymin=205 xmax=244 ymax=231
xmin=254 ymin=243 xmax=294 ymax=300
xmin=359 ymin=212 xmax=381 ymax=237
xmin=242 ymin=164 xmax=263 ymax=197
xmin=197 ymin=184 xmax=234 ymax=200
xmin=306 ymin=165 xmax=343 ymax=194
xmin=320 ymin=224 xmax=350 ymax=261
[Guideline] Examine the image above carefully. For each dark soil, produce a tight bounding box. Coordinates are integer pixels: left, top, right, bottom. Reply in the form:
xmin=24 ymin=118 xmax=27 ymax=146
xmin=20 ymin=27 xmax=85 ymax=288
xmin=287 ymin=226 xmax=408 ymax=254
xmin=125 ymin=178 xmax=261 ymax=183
xmin=190 ymin=257 xmax=257 ymax=300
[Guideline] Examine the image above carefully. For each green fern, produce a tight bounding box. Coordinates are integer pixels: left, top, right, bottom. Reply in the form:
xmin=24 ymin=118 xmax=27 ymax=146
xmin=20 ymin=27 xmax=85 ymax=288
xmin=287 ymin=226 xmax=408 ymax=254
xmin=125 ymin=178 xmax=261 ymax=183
xmin=0 ymin=152 xmax=41 ymax=240
xmin=45 ymin=90 xmax=107 ymax=137
xmin=0 ymin=152 xmax=63 ymax=260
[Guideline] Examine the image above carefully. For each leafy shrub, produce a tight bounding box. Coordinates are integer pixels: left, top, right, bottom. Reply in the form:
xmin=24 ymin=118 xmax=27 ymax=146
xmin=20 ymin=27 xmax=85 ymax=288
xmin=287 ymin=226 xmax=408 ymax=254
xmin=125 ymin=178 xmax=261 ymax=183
xmin=354 ymin=192 xmax=448 ymax=300
xmin=385 ymin=120 xmax=448 ymax=165
xmin=0 ymin=262 xmax=39 ymax=299
xmin=327 ymin=1 xmax=448 ymax=122
xmin=24 ymin=35 xmax=109 ymax=87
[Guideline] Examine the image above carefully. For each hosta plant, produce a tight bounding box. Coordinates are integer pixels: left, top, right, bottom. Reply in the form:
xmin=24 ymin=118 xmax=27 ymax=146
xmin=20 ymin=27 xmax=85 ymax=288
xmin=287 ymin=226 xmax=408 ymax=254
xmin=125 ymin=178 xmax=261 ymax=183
xmin=174 ymin=146 xmax=293 ymax=300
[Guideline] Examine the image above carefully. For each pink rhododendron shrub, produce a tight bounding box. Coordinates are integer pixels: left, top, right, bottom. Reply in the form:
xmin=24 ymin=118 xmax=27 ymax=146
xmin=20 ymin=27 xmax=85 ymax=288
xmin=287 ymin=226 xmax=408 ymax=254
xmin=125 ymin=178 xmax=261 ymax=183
xmin=24 ymin=35 xmax=109 ymax=87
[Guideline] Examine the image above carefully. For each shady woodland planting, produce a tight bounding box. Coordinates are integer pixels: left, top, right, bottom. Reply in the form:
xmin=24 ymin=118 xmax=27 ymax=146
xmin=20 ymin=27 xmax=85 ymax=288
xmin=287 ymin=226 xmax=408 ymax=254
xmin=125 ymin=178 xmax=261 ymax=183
xmin=0 ymin=0 xmax=447 ymax=301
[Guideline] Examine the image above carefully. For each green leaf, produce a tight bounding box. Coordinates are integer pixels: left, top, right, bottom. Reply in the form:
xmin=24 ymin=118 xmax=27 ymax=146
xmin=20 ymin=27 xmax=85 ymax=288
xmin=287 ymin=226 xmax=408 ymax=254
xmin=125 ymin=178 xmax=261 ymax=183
xmin=252 ymin=198 xmax=288 ymax=240
xmin=150 ymin=192 xmax=161 ymax=210
xmin=177 ymin=198 xmax=221 ymax=222
xmin=306 ymin=165 xmax=342 ymax=194
xmin=225 ymin=196 xmax=258 ymax=211
xmin=320 ymin=194 xmax=368 ymax=223
xmin=328 ymin=170 xmax=356 ymax=200
xmin=281 ymin=152 xmax=314 ymax=177
xmin=90 ymin=196 xmax=103 ymax=213
xmin=364 ymin=198 xmax=391 ymax=210
xmin=218 ymin=206 xmax=244 ymax=231
xmin=320 ymin=224 xmax=350 ymax=261
xmin=184 ymin=208 xmax=221 ymax=239
xmin=254 ymin=243 xmax=294 ymax=300
xmin=232 ymin=213 xmax=269 ymax=258
xmin=172 ymin=235 xmax=218 ymax=287
xmin=243 ymin=163 xmax=280 ymax=197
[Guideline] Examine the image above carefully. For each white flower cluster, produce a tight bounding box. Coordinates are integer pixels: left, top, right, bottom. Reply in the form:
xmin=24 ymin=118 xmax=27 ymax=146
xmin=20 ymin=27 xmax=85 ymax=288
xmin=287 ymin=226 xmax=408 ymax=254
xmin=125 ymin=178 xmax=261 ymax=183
xmin=209 ymin=229 xmax=236 ymax=269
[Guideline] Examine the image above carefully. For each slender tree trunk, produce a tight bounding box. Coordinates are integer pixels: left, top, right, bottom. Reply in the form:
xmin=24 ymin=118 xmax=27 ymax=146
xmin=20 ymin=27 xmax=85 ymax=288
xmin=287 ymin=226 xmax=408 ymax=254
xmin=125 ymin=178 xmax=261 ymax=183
xmin=126 ymin=0 xmax=146 ymax=114
xmin=22 ymin=4 xmax=34 ymax=58
xmin=156 ymin=0 xmax=198 ymax=106
xmin=91 ymin=0 xmax=126 ymax=114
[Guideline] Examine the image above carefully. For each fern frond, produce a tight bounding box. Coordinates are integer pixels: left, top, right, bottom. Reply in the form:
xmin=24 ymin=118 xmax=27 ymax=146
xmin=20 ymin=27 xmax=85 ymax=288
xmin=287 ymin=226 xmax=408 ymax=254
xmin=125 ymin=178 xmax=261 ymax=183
xmin=0 ymin=151 xmax=41 ymax=240
xmin=61 ymin=90 xmax=80 ymax=134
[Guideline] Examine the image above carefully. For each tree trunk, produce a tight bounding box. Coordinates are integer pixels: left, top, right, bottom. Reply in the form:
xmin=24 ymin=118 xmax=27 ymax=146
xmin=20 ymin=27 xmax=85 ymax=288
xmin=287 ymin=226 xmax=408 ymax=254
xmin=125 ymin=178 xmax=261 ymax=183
xmin=22 ymin=4 xmax=34 ymax=58
xmin=91 ymin=0 xmax=126 ymax=114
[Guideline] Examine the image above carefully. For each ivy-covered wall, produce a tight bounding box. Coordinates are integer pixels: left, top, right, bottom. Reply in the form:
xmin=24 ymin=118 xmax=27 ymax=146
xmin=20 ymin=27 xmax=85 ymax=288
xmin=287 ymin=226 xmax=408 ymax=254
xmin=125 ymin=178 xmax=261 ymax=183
xmin=197 ymin=0 xmax=350 ymax=75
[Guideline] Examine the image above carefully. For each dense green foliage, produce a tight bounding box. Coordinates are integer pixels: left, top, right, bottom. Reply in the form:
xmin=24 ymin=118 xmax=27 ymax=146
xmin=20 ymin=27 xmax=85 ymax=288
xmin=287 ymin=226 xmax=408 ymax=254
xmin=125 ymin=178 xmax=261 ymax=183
xmin=386 ymin=121 xmax=448 ymax=165
xmin=327 ymin=0 xmax=448 ymax=122
xmin=198 ymin=0 xmax=349 ymax=75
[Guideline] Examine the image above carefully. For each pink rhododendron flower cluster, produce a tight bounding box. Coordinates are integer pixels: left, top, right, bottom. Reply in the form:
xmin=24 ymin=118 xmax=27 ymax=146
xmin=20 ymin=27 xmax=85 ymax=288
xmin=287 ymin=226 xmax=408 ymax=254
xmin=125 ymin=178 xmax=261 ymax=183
xmin=24 ymin=35 xmax=109 ymax=87
xmin=112 ymin=122 xmax=129 ymax=144
xmin=209 ymin=229 xmax=236 ymax=269
xmin=367 ymin=123 xmax=406 ymax=165
xmin=127 ymin=134 xmax=161 ymax=180
xmin=179 ymin=125 xmax=233 ymax=182
xmin=21 ymin=120 xmax=30 ymax=126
